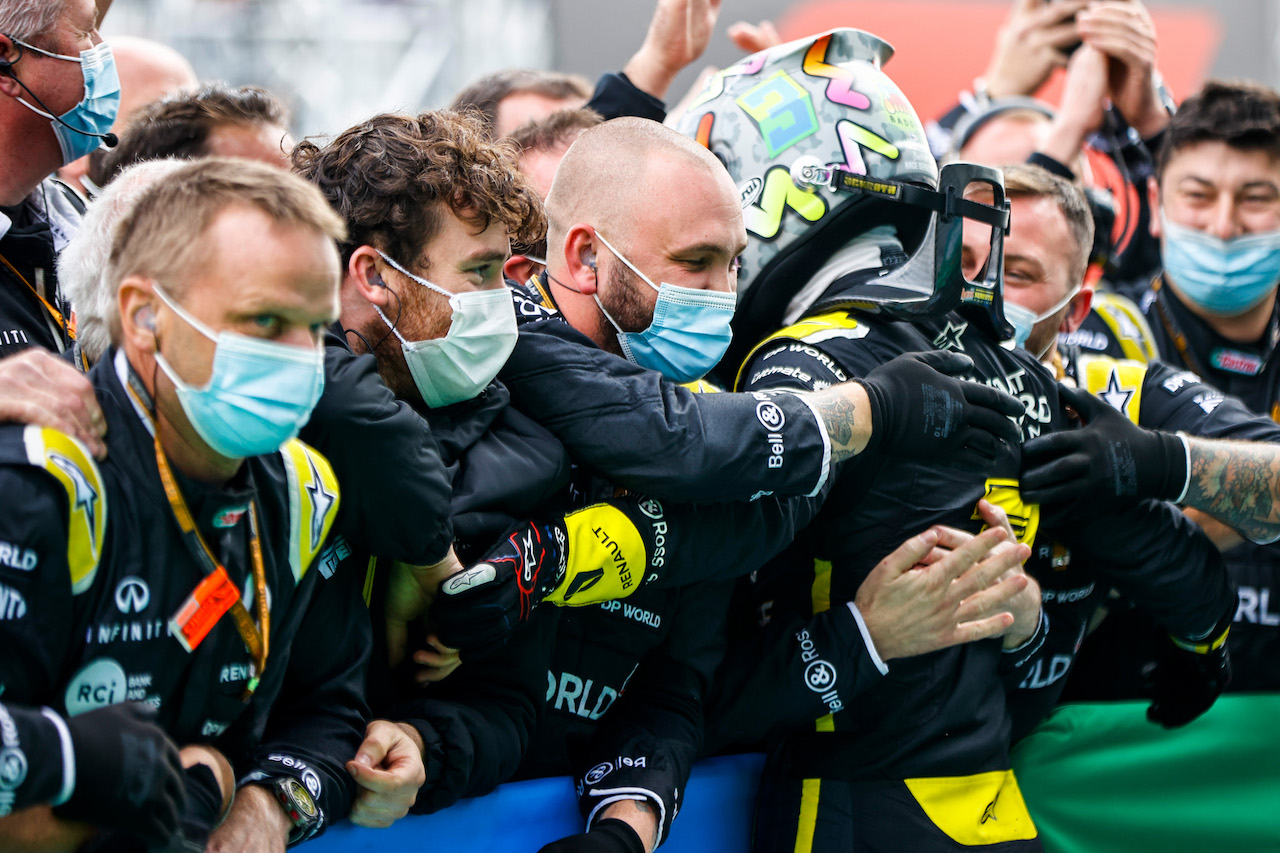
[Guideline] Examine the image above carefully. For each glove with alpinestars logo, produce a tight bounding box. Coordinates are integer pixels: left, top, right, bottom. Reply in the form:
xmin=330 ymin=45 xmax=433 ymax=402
xmin=431 ymin=502 xmax=650 ymax=650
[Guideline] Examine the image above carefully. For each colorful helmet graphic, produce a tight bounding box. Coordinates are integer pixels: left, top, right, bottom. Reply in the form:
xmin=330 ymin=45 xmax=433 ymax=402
xmin=674 ymin=28 xmax=1012 ymax=362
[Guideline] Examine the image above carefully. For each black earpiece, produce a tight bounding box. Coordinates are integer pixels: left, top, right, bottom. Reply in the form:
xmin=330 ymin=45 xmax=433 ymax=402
xmin=371 ymin=273 xmax=388 ymax=289
xmin=0 ymin=34 xmax=16 ymax=77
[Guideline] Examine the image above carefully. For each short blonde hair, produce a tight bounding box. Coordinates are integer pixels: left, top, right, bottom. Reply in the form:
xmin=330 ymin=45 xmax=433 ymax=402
xmin=105 ymin=157 xmax=346 ymax=343
xmin=59 ymin=158 xmax=186 ymax=362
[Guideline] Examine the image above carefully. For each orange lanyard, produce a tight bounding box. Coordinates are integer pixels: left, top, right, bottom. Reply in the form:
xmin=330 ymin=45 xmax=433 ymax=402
xmin=125 ymin=378 xmax=269 ymax=698
xmin=0 ymin=251 xmax=74 ymax=342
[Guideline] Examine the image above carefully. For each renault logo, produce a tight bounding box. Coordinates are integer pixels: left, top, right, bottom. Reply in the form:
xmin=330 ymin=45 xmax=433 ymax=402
xmin=114 ymin=577 xmax=150 ymax=614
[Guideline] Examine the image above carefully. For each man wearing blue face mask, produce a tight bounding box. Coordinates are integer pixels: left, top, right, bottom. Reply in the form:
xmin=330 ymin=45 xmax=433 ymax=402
xmin=298 ymin=111 xmax=1035 ymax=852
xmin=1014 ymin=83 xmax=1280 ymax=701
xmin=0 ymin=159 xmax=370 ymax=852
xmin=0 ymin=0 xmax=118 ymax=359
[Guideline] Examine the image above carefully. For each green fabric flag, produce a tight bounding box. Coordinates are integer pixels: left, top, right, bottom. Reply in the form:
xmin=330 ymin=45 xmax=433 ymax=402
xmin=1011 ymin=695 xmax=1280 ymax=852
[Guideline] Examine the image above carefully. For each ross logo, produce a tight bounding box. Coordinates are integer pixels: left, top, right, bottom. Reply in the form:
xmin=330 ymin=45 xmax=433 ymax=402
xmin=804 ymin=660 xmax=837 ymax=692
xmin=0 ymin=747 xmax=26 ymax=791
xmin=441 ymin=565 xmax=496 ymax=596
xmin=114 ymin=577 xmax=150 ymax=614
xmin=755 ymin=401 xmax=786 ymax=431
xmin=583 ymin=762 xmax=613 ymax=785
xmin=637 ymin=498 xmax=664 ymax=520
xmin=65 ymin=658 xmax=127 ymax=716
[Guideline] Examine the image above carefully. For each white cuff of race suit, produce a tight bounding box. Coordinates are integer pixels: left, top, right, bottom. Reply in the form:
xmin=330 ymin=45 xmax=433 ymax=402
xmin=1173 ymin=432 xmax=1192 ymax=506
xmin=586 ymin=787 xmax=668 ymax=847
xmin=847 ymin=602 xmax=890 ymax=675
xmin=1001 ymin=610 xmax=1049 ymax=669
xmin=40 ymin=707 xmax=75 ymax=806
xmin=793 ymin=394 xmax=833 ymax=498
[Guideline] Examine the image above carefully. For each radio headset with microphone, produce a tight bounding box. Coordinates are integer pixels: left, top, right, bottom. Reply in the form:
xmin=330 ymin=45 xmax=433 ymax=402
xmin=0 ymin=40 xmax=117 ymax=147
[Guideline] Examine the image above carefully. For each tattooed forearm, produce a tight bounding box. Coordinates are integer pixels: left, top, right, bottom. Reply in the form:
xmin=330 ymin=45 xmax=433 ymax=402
xmin=1184 ymin=437 xmax=1280 ymax=543
xmin=804 ymin=384 xmax=870 ymax=464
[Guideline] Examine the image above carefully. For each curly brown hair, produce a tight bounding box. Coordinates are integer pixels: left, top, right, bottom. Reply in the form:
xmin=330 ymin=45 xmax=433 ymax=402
xmin=291 ymin=110 xmax=546 ymax=269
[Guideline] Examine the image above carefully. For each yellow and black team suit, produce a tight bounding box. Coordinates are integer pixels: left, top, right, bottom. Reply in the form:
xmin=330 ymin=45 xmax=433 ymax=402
xmin=0 ymin=177 xmax=86 ymax=359
xmin=1056 ymin=279 xmax=1280 ymax=698
xmin=1005 ymin=344 xmax=1280 ymax=736
xmin=0 ymin=348 xmax=364 ymax=844
xmin=336 ymin=282 xmax=831 ymax=842
xmin=711 ymin=302 xmax=1234 ymax=853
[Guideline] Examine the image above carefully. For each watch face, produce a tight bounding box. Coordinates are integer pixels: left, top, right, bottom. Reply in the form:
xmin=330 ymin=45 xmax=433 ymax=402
xmin=282 ymin=776 xmax=319 ymax=820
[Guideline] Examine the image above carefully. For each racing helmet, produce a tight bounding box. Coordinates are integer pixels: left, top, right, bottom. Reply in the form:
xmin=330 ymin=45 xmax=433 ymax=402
xmin=673 ymin=28 xmax=1012 ymax=364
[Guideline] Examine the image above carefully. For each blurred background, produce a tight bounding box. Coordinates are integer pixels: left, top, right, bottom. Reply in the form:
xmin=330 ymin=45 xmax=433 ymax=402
xmin=100 ymin=0 xmax=1268 ymax=138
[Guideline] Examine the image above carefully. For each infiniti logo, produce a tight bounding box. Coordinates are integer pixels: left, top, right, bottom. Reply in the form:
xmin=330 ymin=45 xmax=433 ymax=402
xmin=114 ymin=577 xmax=150 ymax=614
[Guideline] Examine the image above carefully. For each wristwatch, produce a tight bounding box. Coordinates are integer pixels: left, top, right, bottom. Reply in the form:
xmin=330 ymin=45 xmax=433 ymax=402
xmin=268 ymin=775 xmax=320 ymax=844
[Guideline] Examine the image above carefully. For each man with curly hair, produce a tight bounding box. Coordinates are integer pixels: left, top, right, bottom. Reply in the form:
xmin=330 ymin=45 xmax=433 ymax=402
xmin=295 ymin=109 xmax=732 ymax=851
xmin=295 ymin=109 xmax=1034 ymax=851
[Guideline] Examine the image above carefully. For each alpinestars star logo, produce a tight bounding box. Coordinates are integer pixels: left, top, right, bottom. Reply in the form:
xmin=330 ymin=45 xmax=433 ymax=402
xmin=933 ymin=320 xmax=968 ymax=352
xmin=48 ymin=453 xmax=99 ymax=549
xmin=305 ymin=455 xmax=336 ymax=552
xmin=1098 ymin=369 xmax=1134 ymax=418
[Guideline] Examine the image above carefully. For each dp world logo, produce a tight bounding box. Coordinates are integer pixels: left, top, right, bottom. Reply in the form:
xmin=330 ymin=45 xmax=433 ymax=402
xmin=804 ymin=660 xmax=837 ymax=692
xmin=114 ymin=577 xmax=150 ymax=614
xmin=756 ymin=401 xmax=786 ymax=431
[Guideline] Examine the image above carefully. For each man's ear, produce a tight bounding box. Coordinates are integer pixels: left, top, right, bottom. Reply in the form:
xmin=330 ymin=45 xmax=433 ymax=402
xmin=347 ymin=246 xmax=394 ymax=308
xmin=1148 ymin=176 xmax=1162 ymax=239
xmin=1061 ymin=287 xmax=1094 ymax=333
xmin=119 ymin=277 xmax=158 ymax=354
xmin=0 ymin=35 xmax=23 ymax=99
xmin=504 ymin=255 xmax=542 ymax=285
xmin=562 ymin=225 xmax=599 ymax=295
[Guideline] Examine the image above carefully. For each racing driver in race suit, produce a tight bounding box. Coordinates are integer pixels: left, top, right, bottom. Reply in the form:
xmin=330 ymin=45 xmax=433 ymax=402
xmin=675 ymin=28 xmax=1237 ymax=852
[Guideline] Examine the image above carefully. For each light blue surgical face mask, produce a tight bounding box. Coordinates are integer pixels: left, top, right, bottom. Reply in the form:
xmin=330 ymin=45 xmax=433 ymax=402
xmin=1160 ymin=211 xmax=1280 ymax=316
xmin=152 ymin=285 xmax=325 ymax=459
xmin=1003 ymin=285 xmax=1080 ymax=357
xmin=592 ymin=231 xmax=736 ymax=383
xmin=9 ymin=37 xmax=120 ymax=164
xmin=372 ymin=251 xmax=518 ymax=408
